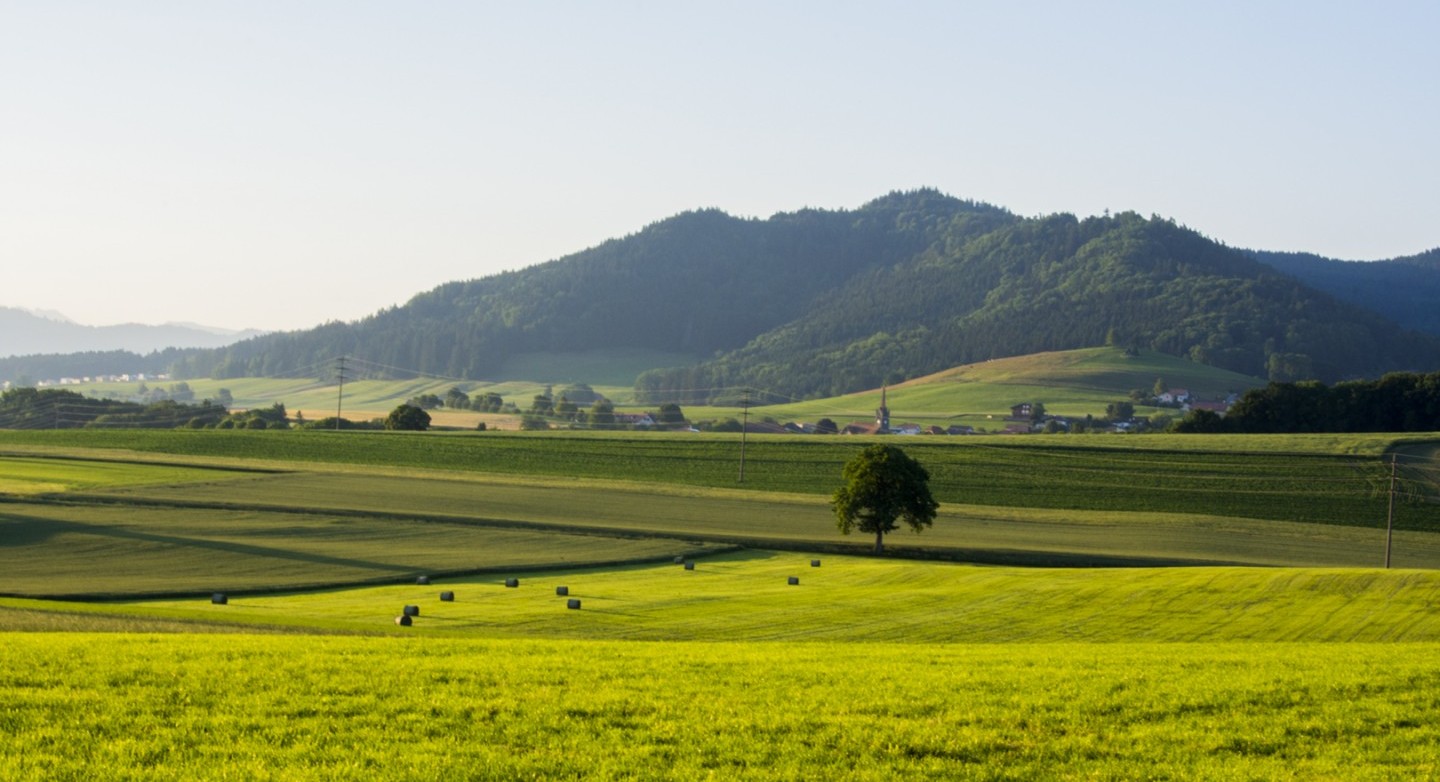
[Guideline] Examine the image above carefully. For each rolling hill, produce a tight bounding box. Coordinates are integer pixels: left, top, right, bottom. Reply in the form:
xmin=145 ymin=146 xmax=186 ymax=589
xmin=9 ymin=190 xmax=1439 ymax=399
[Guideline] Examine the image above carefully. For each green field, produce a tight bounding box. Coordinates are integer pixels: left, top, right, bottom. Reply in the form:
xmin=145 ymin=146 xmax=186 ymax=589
xmin=5 ymin=429 xmax=1440 ymax=778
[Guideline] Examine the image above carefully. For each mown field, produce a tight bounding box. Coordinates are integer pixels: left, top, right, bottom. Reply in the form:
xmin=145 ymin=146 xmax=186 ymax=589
xmin=109 ymin=551 xmax=1440 ymax=642
xmin=3 ymin=428 xmax=1434 ymax=531
xmin=4 ymin=429 xmax=1440 ymax=778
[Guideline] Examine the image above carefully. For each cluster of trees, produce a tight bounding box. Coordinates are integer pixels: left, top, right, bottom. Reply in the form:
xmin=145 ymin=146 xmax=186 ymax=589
xmin=213 ymin=403 xmax=291 ymax=430
xmin=0 ymin=388 xmax=227 ymax=429
xmin=1175 ymin=372 xmax=1440 ymax=434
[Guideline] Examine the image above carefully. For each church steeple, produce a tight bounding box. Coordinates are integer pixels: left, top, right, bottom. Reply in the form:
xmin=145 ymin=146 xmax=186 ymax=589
xmin=876 ymin=385 xmax=890 ymax=432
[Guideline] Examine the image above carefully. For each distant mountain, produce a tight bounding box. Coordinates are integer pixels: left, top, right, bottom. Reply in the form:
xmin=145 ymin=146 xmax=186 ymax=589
xmin=34 ymin=189 xmax=1440 ymax=401
xmin=0 ymin=307 xmax=265 ymax=359
xmin=1247 ymin=248 xmax=1440 ymax=337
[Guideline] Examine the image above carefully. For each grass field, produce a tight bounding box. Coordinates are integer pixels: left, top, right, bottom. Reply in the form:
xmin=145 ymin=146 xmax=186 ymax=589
xmin=3 ymin=634 xmax=1438 ymax=780
xmin=101 ymin=551 xmax=1440 ymax=642
xmin=5 ymin=429 xmax=1434 ymax=532
xmin=5 ymin=430 xmax=1440 ymax=778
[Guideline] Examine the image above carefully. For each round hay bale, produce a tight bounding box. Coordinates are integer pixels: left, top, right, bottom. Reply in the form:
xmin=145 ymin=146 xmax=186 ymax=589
xmin=504 ymin=578 xmax=519 ymax=588
xmin=416 ymin=575 xmax=431 ymax=585
xmin=403 ymin=604 xmax=420 ymax=617
xmin=439 ymin=591 xmax=455 ymax=602
xmin=556 ymin=586 xmax=569 ymax=596
xmin=566 ymin=599 xmax=581 ymax=610
xmin=211 ymin=593 xmax=228 ymax=605
xmin=811 ymin=559 xmax=821 ymax=567
xmin=395 ymin=614 xmax=412 ymax=627
xmin=684 ymin=562 xmax=695 ymax=571
xmin=787 ymin=576 xmax=800 ymax=585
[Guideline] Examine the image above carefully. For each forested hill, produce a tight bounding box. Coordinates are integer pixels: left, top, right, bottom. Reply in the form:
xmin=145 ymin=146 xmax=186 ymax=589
xmin=170 ymin=191 xmax=1014 ymax=380
xmin=156 ymin=189 xmax=1440 ymax=402
xmin=637 ymin=211 xmax=1440 ymax=402
xmin=1246 ymin=248 xmax=1440 ymax=337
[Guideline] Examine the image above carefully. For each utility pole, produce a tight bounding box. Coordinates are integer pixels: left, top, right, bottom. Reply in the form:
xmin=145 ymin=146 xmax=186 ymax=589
xmin=738 ymin=390 xmax=750 ymax=484
xmin=335 ymin=356 xmax=347 ymax=431
xmin=1385 ymin=453 xmax=1397 ymax=569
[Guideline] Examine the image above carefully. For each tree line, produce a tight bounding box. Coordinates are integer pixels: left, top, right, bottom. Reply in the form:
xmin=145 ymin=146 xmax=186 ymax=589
xmin=1175 ymin=372 xmax=1440 ymax=433
xmin=0 ymin=388 xmax=227 ymax=429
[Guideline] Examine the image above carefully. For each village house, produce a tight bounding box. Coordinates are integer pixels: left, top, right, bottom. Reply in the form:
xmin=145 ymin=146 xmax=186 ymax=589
xmin=613 ymin=412 xmax=656 ymax=428
xmin=1157 ymin=388 xmax=1191 ymax=405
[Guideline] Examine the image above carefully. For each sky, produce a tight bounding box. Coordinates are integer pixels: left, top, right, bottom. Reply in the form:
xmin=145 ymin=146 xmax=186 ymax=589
xmin=2 ymin=2 xmax=1436 ymax=332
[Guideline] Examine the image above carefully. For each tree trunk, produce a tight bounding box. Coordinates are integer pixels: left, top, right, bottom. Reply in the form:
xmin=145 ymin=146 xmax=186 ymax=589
xmin=874 ymin=529 xmax=884 ymax=554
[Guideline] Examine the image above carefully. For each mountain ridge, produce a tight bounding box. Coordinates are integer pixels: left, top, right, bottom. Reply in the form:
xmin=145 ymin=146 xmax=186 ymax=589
xmin=0 ymin=307 xmax=266 ymax=360
xmin=6 ymin=189 xmax=1439 ymax=398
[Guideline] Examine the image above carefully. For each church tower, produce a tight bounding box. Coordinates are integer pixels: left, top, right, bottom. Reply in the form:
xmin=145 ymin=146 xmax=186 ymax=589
xmin=876 ymin=385 xmax=890 ymax=433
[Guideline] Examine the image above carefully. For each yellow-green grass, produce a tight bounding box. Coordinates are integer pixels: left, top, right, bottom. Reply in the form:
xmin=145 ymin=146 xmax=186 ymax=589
xmin=0 ymin=501 xmax=721 ymax=598
xmin=0 ymin=454 xmax=255 ymax=495
xmin=79 ymin=468 xmax=1440 ymax=569
xmin=122 ymin=551 xmax=1440 ymax=643
xmin=3 ymin=634 xmax=1438 ymax=779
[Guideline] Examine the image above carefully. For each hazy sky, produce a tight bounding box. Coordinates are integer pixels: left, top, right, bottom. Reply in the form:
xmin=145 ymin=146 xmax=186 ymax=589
xmin=3 ymin=3 xmax=1436 ymax=332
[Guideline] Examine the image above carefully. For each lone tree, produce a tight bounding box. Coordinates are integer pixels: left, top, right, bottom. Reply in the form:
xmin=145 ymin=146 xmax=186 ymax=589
xmin=385 ymin=403 xmax=431 ymax=431
xmin=831 ymin=444 xmax=939 ymax=554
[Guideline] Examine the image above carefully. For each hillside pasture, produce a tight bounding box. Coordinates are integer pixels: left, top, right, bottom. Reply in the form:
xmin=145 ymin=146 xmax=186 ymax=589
xmin=747 ymin=347 xmax=1266 ymax=425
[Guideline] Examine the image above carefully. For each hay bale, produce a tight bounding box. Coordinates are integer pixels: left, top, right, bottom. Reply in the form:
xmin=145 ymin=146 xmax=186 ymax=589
xmin=674 ymin=556 xmax=685 ymax=564
xmin=403 ymin=604 xmax=420 ymax=617
xmin=811 ymin=559 xmax=821 ymax=567
xmin=556 ymin=586 xmax=569 ymax=596
xmin=787 ymin=576 xmax=800 ymax=585
xmin=211 ymin=593 xmax=227 ymax=605
xmin=416 ymin=575 xmax=431 ymax=585
xmin=684 ymin=562 xmax=695 ymax=571
xmin=567 ymin=599 xmax=582 ymax=610
xmin=395 ymin=614 xmax=412 ymax=627
xmin=439 ymin=591 xmax=455 ymax=602
xmin=505 ymin=578 xmax=519 ymax=588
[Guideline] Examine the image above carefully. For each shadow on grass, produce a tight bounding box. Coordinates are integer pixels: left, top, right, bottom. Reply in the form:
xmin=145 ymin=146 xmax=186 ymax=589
xmin=0 ymin=511 xmax=414 ymax=574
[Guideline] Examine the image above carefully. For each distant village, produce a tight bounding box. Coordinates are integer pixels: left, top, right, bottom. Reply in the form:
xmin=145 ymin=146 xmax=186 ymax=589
xmin=4 ymin=374 xmax=1239 ymax=435
xmin=7 ymin=373 xmax=171 ymax=390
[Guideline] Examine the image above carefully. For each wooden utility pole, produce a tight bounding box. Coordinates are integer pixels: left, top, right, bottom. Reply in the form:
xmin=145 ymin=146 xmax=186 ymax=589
xmin=738 ymin=391 xmax=750 ymax=483
xmin=335 ymin=356 xmax=347 ymax=431
xmin=1385 ymin=454 xmax=1397 ymax=569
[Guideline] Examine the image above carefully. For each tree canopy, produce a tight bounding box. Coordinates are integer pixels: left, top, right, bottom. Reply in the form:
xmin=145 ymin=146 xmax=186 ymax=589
xmin=831 ymin=444 xmax=940 ymax=554
xmin=384 ymin=404 xmax=431 ymax=431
